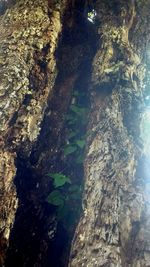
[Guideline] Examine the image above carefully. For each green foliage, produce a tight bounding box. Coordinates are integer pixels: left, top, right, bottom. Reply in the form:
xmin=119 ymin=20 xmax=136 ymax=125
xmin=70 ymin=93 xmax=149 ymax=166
xmin=68 ymin=184 xmax=80 ymax=192
xmin=63 ymin=99 xmax=87 ymax=161
xmin=72 ymin=91 xmax=80 ymax=96
xmin=76 ymin=139 xmax=85 ymax=149
xmin=70 ymin=104 xmax=81 ymax=115
xmin=47 ymin=183 xmax=82 ymax=221
xmin=47 ymin=190 xmax=64 ymax=206
xmin=70 ymin=105 xmax=87 ymax=116
xmin=64 ymin=145 xmax=77 ymax=156
xmin=76 ymin=154 xmax=84 ymax=164
xmin=47 ymin=173 xmax=71 ymax=188
xmin=47 ymin=88 xmax=88 ymax=225
xmin=68 ymin=130 xmax=78 ymax=139
xmin=72 ymin=90 xmax=86 ymax=97
xmin=66 ymin=114 xmax=77 ymax=125
xmin=68 ymin=185 xmax=82 ymax=200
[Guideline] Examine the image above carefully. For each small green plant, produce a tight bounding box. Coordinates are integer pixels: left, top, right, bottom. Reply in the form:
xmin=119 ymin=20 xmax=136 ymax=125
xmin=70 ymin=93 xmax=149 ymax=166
xmin=47 ymin=173 xmax=82 ymax=223
xmin=46 ymin=172 xmax=71 ymax=216
xmin=47 ymin=190 xmax=65 ymax=207
xmin=63 ymin=145 xmax=77 ymax=156
xmin=47 ymin=172 xmax=71 ymax=188
xmin=76 ymin=139 xmax=85 ymax=149
xmin=63 ymin=99 xmax=87 ymax=164
xmin=46 ymin=88 xmax=88 ymax=226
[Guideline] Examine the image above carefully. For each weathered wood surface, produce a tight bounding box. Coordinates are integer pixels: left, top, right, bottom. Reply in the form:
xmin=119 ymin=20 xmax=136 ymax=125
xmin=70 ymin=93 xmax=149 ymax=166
xmin=0 ymin=0 xmax=67 ymax=265
xmin=69 ymin=1 xmax=150 ymax=266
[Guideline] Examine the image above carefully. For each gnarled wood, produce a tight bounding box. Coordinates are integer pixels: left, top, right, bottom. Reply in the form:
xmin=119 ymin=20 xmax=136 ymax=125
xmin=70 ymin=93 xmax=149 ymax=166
xmin=0 ymin=0 xmax=67 ymax=264
xmin=69 ymin=1 xmax=150 ymax=266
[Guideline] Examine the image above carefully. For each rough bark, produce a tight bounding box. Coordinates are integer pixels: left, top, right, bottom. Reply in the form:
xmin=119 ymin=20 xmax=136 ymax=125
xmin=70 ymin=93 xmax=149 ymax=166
xmin=69 ymin=1 xmax=150 ymax=266
xmin=1 ymin=0 xmax=150 ymax=266
xmin=0 ymin=0 xmax=67 ymax=265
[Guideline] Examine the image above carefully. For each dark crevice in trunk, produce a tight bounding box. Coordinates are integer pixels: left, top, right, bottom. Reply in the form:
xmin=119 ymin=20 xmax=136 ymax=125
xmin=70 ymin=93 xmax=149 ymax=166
xmin=5 ymin=5 xmax=97 ymax=267
xmin=0 ymin=0 xmax=16 ymax=15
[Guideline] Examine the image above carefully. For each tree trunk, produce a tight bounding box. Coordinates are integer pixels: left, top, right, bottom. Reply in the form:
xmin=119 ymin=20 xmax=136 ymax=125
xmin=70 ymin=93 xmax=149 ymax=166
xmin=1 ymin=0 xmax=150 ymax=266
xmin=0 ymin=0 xmax=67 ymax=265
xmin=69 ymin=1 xmax=150 ymax=266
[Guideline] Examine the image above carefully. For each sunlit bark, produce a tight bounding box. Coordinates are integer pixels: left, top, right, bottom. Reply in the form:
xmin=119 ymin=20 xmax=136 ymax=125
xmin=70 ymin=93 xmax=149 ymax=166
xmin=69 ymin=1 xmax=150 ymax=266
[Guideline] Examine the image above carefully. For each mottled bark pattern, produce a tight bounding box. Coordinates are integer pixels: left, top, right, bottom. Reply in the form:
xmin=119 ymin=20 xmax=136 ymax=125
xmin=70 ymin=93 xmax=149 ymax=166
xmin=69 ymin=1 xmax=150 ymax=266
xmin=0 ymin=0 xmax=67 ymax=264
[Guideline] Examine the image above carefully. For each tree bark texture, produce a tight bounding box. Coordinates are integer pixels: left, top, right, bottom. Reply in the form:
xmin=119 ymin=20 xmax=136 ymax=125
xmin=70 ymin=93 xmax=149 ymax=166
xmin=1 ymin=0 xmax=150 ymax=266
xmin=0 ymin=0 xmax=67 ymax=265
xmin=69 ymin=1 xmax=150 ymax=266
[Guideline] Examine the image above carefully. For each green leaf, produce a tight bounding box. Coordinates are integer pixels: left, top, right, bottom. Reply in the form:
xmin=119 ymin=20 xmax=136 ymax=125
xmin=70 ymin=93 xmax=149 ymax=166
xmin=73 ymin=91 xmax=79 ymax=96
xmin=72 ymin=90 xmax=86 ymax=97
xmin=70 ymin=105 xmax=86 ymax=116
xmin=76 ymin=139 xmax=85 ymax=149
xmin=68 ymin=185 xmax=80 ymax=192
xmin=48 ymin=173 xmax=71 ymax=188
xmin=68 ymin=131 xmax=78 ymax=139
xmin=68 ymin=120 xmax=77 ymax=126
xmin=76 ymin=154 xmax=84 ymax=164
xmin=66 ymin=114 xmax=75 ymax=121
xmin=70 ymin=105 xmax=82 ymax=115
xmin=64 ymin=145 xmax=77 ymax=156
xmin=47 ymin=190 xmax=64 ymax=206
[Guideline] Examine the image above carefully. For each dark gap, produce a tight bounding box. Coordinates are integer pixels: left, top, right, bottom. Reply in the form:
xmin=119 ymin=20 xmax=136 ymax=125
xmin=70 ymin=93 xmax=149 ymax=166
xmin=8 ymin=111 xmax=18 ymax=126
xmin=22 ymin=94 xmax=32 ymax=106
xmin=0 ymin=0 xmax=16 ymax=15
